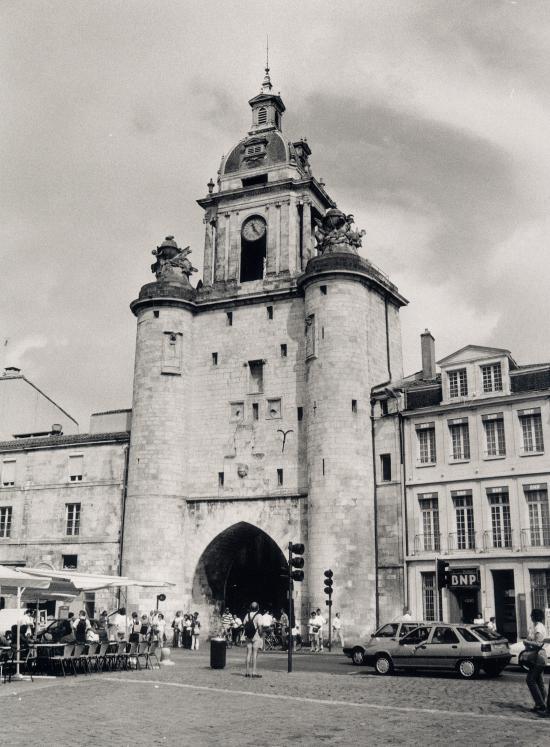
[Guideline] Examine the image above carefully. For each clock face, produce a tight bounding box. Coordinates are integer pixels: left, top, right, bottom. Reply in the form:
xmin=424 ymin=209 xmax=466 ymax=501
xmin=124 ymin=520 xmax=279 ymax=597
xmin=242 ymin=216 xmax=266 ymax=242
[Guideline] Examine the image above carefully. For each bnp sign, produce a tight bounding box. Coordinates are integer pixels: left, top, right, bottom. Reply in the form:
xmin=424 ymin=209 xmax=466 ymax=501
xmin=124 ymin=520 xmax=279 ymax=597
xmin=448 ymin=568 xmax=480 ymax=590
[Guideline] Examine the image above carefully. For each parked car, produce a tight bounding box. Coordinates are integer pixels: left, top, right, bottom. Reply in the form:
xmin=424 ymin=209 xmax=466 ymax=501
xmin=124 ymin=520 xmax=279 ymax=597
xmin=35 ymin=618 xmax=100 ymax=643
xmin=353 ymin=622 xmax=511 ymax=678
xmin=509 ymin=639 xmax=550 ymax=670
xmin=343 ymin=621 xmax=423 ymax=665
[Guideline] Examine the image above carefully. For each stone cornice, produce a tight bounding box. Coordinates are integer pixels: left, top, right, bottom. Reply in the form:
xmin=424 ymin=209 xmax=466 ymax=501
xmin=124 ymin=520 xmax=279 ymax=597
xmin=197 ymin=176 xmax=335 ymax=211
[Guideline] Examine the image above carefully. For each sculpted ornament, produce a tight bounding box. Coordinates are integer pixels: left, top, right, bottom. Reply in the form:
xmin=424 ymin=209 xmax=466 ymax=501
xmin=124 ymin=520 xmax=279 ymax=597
xmin=313 ymin=209 xmax=366 ymax=255
xmin=151 ymin=236 xmax=197 ymax=284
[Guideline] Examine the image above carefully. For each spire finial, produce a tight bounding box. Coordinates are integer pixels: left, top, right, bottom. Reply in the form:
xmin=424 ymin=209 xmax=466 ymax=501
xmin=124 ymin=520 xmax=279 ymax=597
xmin=261 ymin=35 xmax=272 ymax=93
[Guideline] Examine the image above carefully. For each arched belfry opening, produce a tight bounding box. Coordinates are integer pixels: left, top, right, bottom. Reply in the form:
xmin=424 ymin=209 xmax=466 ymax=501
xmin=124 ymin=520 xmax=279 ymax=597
xmin=192 ymin=522 xmax=287 ymax=619
xmin=240 ymin=215 xmax=267 ymax=282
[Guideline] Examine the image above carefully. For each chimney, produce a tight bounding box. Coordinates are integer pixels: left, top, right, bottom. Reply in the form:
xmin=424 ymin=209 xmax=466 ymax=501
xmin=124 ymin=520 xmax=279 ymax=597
xmin=421 ymin=329 xmax=436 ymax=380
xmin=50 ymin=424 xmax=63 ymax=436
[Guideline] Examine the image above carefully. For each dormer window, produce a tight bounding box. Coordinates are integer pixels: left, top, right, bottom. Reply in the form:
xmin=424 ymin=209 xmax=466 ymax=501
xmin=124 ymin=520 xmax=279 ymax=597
xmin=257 ymin=107 xmax=267 ymax=125
xmin=448 ymin=368 xmax=468 ymax=398
xmin=481 ymin=363 xmax=503 ymax=393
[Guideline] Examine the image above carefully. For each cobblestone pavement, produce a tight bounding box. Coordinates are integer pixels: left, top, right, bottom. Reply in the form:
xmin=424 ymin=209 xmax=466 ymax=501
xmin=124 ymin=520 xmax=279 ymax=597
xmin=2 ymin=649 xmax=550 ymax=746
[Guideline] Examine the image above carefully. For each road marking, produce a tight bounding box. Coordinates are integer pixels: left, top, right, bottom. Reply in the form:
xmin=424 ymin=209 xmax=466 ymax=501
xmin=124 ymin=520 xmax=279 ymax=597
xmin=103 ymin=677 xmax=547 ymax=725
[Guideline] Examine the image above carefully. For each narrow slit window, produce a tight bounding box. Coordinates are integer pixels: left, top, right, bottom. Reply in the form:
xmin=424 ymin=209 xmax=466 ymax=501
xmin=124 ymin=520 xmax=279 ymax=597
xmin=153 ymin=310 xmax=159 ymax=318
xmin=252 ymin=403 xmax=259 ymax=420
xmin=226 ymin=311 xmax=233 ymax=326
xmin=352 ymin=399 xmax=358 ymax=414
xmin=322 ymin=458 xmax=325 ymax=476
xmin=267 ymin=306 xmax=273 ymax=320
xmin=212 ymin=352 xmax=218 ymax=366
xmin=297 ymin=407 xmax=304 ymax=421
xmin=380 ymin=454 xmax=391 ymax=482
xmin=218 ymin=472 xmax=224 ymax=487
xmin=277 ymin=468 xmax=284 ymax=486
xmin=320 ymin=285 xmax=327 ymax=295
xmin=280 ymin=344 xmax=287 ymax=358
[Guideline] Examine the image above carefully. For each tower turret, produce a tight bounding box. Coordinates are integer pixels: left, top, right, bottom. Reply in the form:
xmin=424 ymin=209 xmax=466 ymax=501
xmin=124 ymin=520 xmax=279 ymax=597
xmin=299 ymin=223 xmax=407 ymax=636
xmin=122 ymin=236 xmax=197 ymax=611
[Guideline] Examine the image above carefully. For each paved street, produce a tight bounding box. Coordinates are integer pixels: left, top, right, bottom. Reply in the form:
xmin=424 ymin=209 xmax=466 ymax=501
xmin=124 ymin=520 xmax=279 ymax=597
xmin=2 ymin=648 xmax=550 ymax=746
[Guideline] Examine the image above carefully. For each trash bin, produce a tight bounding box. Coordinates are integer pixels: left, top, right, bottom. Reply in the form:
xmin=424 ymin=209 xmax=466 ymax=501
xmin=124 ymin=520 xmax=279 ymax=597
xmin=210 ymin=637 xmax=227 ymax=669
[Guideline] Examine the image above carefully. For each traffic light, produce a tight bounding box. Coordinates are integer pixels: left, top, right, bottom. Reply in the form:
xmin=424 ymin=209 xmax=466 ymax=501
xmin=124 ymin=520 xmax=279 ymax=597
xmin=324 ymin=569 xmax=333 ymax=599
xmin=436 ymin=559 xmax=449 ymax=590
xmin=289 ymin=542 xmax=305 ymax=582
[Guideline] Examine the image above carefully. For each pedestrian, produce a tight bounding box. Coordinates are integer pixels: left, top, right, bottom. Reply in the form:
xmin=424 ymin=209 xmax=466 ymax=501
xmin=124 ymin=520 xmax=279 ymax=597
xmin=74 ymin=610 xmax=91 ymax=643
xmin=221 ymin=607 xmax=234 ymax=642
xmin=171 ymin=610 xmax=184 ymax=648
xmin=279 ymin=608 xmax=289 ymax=649
xmin=487 ymin=616 xmax=497 ymax=632
xmin=191 ymin=612 xmax=201 ymax=650
xmin=524 ymin=608 xmax=548 ymax=714
xmin=473 ymin=611 xmax=485 ymax=625
xmin=129 ymin=612 xmax=141 ymax=644
xmin=183 ymin=614 xmax=193 ymax=649
xmin=308 ymin=610 xmax=319 ymax=652
xmin=243 ymin=601 xmax=263 ymax=678
xmin=396 ymin=607 xmax=412 ymax=622
xmin=111 ymin=607 xmax=127 ymax=640
xmin=139 ymin=614 xmax=151 ymax=641
xmin=156 ymin=613 xmax=166 ymax=645
xmin=332 ymin=611 xmax=345 ymax=648
xmin=98 ymin=610 xmax=109 ymax=642
xmin=315 ymin=608 xmax=326 ymax=652
xmin=232 ymin=614 xmax=243 ymax=646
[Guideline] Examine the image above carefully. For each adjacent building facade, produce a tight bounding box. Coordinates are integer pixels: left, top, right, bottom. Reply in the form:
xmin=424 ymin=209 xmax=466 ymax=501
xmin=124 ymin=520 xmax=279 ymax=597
xmin=374 ymin=336 xmax=550 ymax=639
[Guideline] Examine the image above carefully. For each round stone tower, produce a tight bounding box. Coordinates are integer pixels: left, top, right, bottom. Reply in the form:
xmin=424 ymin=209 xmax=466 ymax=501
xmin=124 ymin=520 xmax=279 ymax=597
xmin=122 ymin=236 xmax=197 ymax=611
xmin=299 ymin=238 xmax=406 ymax=636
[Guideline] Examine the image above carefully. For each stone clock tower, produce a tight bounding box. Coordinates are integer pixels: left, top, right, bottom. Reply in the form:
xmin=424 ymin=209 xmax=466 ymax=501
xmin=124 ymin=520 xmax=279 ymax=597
xmin=122 ymin=67 xmax=407 ymax=636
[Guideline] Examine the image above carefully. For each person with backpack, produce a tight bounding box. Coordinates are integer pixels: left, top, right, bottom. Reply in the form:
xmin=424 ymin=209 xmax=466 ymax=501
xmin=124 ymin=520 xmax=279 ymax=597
xmin=243 ymin=601 xmax=263 ymax=678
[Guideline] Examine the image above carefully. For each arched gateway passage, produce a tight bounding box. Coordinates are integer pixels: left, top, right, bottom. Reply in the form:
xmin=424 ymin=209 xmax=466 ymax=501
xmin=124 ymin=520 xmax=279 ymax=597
xmin=192 ymin=522 xmax=288 ymax=618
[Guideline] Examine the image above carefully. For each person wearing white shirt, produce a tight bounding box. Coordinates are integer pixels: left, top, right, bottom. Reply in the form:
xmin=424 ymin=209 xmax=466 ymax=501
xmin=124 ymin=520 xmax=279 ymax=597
xmin=315 ymin=608 xmax=326 ymax=652
xmin=524 ymin=607 xmax=548 ymax=713
xmin=308 ymin=611 xmax=320 ymax=652
xmin=261 ymin=611 xmax=273 ymax=629
xmin=332 ymin=612 xmax=344 ymax=648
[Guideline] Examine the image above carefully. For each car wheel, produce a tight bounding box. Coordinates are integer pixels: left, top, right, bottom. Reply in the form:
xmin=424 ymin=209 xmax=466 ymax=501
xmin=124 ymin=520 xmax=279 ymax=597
xmin=374 ymin=654 xmax=393 ymax=675
xmin=351 ymin=647 xmax=365 ymax=666
xmin=457 ymin=659 xmax=479 ymax=679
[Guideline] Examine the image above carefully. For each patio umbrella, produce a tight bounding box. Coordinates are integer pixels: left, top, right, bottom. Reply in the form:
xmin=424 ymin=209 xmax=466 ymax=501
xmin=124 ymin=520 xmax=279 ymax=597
xmin=0 ymin=567 xmax=52 ymax=679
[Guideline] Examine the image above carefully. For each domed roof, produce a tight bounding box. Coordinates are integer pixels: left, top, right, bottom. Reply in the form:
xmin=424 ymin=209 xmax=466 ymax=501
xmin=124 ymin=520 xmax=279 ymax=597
xmin=223 ymin=130 xmax=288 ymax=175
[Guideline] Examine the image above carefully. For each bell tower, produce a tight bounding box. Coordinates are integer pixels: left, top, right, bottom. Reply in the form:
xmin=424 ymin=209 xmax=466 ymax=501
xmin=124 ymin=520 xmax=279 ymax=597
xmin=197 ymin=68 xmax=335 ymax=291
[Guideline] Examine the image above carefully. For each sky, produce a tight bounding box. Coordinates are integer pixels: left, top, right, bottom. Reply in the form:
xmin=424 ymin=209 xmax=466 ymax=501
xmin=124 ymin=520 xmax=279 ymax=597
xmin=2 ymin=0 xmax=550 ymax=429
